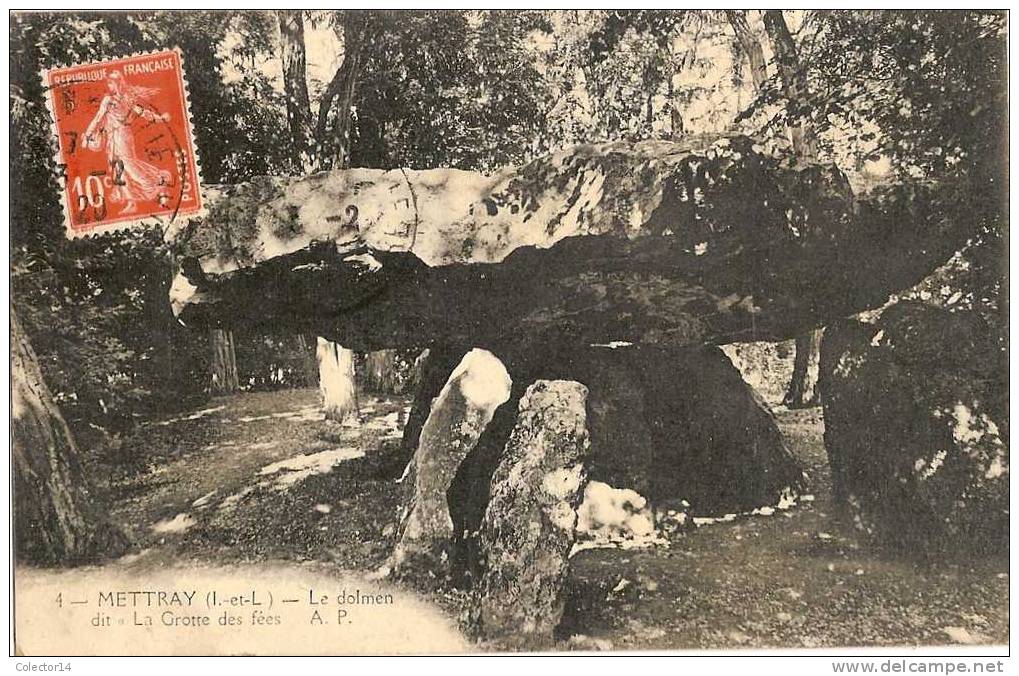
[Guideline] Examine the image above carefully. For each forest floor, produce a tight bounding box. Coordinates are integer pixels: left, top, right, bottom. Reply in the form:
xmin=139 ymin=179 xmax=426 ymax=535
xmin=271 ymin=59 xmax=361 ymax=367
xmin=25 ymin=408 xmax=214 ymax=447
xmin=33 ymin=387 xmax=1009 ymax=653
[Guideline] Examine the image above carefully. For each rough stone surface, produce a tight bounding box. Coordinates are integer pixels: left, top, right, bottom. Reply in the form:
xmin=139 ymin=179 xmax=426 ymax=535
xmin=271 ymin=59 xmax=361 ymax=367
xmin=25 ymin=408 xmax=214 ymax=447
xmin=168 ymin=135 xmax=967 ymax=353
xmin=448 ymin=343 xmax=803 ymax=576
xmin=468 ymin=380 xmax=591 ymax=648
xmin=632 ymin=344 xmax=804 ymax=513
xmin=390 ymin=349 xmax=511 ymax=575
xmin=819 ymin=302 xmax=1008 ymax=552
xmin=398 ymin=344 xmax=470 ymax=469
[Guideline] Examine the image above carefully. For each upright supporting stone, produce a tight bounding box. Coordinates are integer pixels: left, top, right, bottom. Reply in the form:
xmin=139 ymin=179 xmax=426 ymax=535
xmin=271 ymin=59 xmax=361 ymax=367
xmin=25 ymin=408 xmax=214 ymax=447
xmin=820 ymin=302 xmax=1008 ymax=552
xmin=470 ymin=380 xmax=591 ymax=649
xmin=390 ymin=349 xmax=512 ymax=575
xmin=448 ymin=343 xmax=803 ymax=583
xmin=399 ymin=344 xmax=470 ymax=467
xmin=317 ymin=338 xmax=358 ymax=422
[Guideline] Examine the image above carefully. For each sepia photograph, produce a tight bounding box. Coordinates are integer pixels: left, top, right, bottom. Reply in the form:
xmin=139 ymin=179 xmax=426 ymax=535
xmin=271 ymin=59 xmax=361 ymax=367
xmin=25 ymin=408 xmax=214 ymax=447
xmin=7 ymin=6 xmax=1010 ymax=660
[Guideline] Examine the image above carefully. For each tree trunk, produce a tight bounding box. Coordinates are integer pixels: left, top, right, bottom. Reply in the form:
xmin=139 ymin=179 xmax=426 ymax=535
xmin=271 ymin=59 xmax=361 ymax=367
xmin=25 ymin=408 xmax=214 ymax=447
xmin=782 ymin=328 xmax=822 ymax=408
xmin=667 ymin=67 xmax=683 ymax=139
xmin=316 ymin=11 xmax=369 ymax=170
xmin=277 ymin=10 xmax=313 ymax=171
xmin=12 ymin=310 xmax=127 ymax=565
xmin=760 ymin=9 xmax=823 ymax=407
xmin=317 ymin=337 xmax=358 ymax=422
xmin=726 ymin=10 xmax=768 ymax=91
xmin=209 ymin=328 xmax=239 ymax=394
xmin=762 ymin=9 xmax=818 ymax=159
xmin=361 ymin=349 xmax=401 ymax=394
xmin=295 ymin=333 xmax=319 ymax=386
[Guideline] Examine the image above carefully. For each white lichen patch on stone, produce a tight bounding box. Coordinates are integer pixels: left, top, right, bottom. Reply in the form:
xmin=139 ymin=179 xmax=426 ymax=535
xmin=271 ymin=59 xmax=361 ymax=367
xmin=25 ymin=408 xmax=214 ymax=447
xmin=548 ymin=501 xmax=578 ymax=532
xmin=870 ymin=329 xmax=885 ymax=347
xmin=834 ymin=351 xmax=865 ymax=378
xmin=446 ymin=349 xmax=512 ymax=416
xmin=573 ymin=481 xmax=663 ymax=554
xmin=342 ymin=252 xmax=383 ymax=272
xmin=541 ymin=464 xmax=585 ymax=501
xmin=951 ymin=403 xmax=984 ymax=444
xmin=985 ymin=454 xmax=1007 ymax=480
xmin=168 ymin=271 xmax=199 ymax=319
xmin=916 ymin=449 xmax=948 ymax=480
xmin=151 ymin=512 xmax=196 ymax=534
xmin=947 ymin=401 xmax=1008 ymax=480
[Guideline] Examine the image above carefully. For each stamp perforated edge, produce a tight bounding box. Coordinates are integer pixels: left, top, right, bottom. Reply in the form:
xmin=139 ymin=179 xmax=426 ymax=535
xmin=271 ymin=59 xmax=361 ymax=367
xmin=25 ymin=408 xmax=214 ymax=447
xmin=40 ymin=46 xmax=208 ymax=240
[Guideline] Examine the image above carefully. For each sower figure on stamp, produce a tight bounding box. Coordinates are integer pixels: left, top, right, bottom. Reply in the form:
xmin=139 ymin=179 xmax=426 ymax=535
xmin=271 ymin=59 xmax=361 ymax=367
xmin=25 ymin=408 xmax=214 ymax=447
xmin=83 ymin=70 xmax=172 ymax=214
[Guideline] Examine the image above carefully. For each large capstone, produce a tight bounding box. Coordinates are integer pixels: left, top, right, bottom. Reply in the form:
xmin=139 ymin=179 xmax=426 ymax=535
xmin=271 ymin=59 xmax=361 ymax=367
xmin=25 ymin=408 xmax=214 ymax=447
xmin=819 ymin=302 xmax=1008 ymax=552
xmin=468 ymin=380 xmax=591 ymax=648
xmin=169 ymin=135 xmax=971 ymax=355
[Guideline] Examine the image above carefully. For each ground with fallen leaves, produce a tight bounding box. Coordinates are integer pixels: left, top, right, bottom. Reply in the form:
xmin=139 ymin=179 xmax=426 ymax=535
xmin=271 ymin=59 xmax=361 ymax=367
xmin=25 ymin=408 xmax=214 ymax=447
xmin=92 ymin=386 xmax=1006 ymax=651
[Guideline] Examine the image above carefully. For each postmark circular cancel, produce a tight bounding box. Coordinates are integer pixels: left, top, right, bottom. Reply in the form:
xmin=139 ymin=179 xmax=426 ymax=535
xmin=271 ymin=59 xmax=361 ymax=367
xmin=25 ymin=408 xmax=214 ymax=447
xmin=42 ymin=48 xmax=206 ymax=239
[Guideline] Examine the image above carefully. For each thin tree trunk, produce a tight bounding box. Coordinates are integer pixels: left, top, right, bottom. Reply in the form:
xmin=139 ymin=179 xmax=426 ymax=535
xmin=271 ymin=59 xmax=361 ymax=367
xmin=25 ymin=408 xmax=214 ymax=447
xmin=361 ymin=349 xmax=402 ymax=394
xmin=209 ymin=328 xmax=239 ymax=394
xmin=667 ymin=69 xmax=683 ymax=139
xmin=295 ymin=333 xmax=319 ymax=387
xmin=762 ymin=9 xmax=818 ymax=159
xmin=317 ymin=337 xmax=358 ymax=422
xmin=308 ymin=13 xmax=371 ymax=413
xmin=315 ymin=11 xmax=369 ymax=170
xmin=277 ymin=10 xmax=313 ymax=171
xmin=726 ymin=10 xmax=769 ymax=91
xmin=783 ymin=328 xmax=822 ymax=408
xmin=12 ymin=309 xmax=126 ymax=565
xmin=759 ymin=9 xmax=823 ymax=406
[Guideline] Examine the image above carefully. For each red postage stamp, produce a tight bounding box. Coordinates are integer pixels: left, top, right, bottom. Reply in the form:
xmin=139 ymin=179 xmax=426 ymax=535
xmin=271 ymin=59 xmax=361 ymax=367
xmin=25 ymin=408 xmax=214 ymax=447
xmin=42 ymin=49 xmax=205 ymax=238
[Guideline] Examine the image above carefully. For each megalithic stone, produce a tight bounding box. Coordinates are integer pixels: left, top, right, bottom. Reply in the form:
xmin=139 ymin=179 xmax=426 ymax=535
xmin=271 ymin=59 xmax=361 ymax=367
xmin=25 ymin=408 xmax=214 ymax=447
xmin=167 ymin=135 xmax=968 ymax=351
xmin=389 ymin=349 xmax=512 ymax=576
xmin=468 ymin=379 xmax=591 ymax=648
xmin=819 ymin=302 xmax=1008 ymax=552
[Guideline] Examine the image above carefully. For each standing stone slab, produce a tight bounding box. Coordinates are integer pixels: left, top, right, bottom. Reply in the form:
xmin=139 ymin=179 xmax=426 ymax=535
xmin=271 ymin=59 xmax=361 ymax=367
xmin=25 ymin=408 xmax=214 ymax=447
xmin=399 ymin=344 xmax=471 ymax=468
xmin=448 ymin=343 xmax=803 ymax=580
xmin=470 ymin=379 xmax=591 ymax=648
xmin=391 ymin=349 xmax=511 ymax=575
xmin=631 ymin=345 xmax=804 ymax=514
xmin=820 ymin=302 xmax=1008 ymax=552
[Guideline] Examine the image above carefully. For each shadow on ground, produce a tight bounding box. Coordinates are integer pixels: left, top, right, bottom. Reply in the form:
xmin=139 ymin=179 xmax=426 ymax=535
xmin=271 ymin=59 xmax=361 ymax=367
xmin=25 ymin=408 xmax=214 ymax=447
xmin=94 ymin=388 xmax=1007 ymax=651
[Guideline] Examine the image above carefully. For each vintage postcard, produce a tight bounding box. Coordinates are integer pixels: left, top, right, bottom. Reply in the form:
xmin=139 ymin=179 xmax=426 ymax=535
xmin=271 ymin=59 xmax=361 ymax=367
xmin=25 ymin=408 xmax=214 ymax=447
xmin=8 ymin=7 xmax=1010 ymax=663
